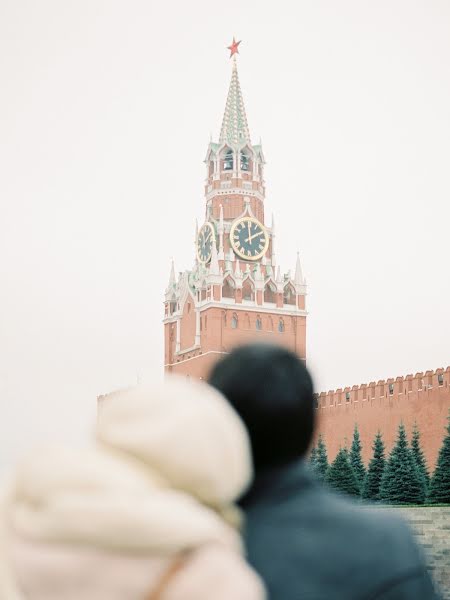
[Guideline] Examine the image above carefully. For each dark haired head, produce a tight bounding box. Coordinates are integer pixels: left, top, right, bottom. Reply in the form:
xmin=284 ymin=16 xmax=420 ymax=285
xmin=208 ymin=343 xmax=315 ymax=471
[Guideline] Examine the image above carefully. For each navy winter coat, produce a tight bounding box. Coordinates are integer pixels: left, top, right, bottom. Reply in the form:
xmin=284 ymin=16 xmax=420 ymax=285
xmin=240 ymin=461 xmax=439 ymax=600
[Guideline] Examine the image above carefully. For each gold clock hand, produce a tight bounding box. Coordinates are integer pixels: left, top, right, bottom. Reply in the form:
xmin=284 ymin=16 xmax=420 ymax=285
xmin=246 ymin=231 xmax=265 ymax=243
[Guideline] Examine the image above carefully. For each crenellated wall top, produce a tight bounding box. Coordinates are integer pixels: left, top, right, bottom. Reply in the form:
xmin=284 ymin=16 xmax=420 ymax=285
xmin=316 ymin=366 xmax=450 ymax=408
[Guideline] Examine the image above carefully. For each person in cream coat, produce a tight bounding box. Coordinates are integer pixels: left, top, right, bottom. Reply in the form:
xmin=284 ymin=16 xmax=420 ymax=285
xmin=0 ymin=377 xmax=265 ymax=600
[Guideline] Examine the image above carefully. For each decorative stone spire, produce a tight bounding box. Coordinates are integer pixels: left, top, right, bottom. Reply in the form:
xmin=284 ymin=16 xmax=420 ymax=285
xmin=209 ymin=241 xmax=220 ymax=276
xmin=219 ymin=55 xmax=251 ymax=147
xmin=276 ymin=265 xmax=282 ymax=283
xmin=168 ymin=258 xmax=176 ymax=288
xmin=255 ymin=262 xmax=263 ymax=281
xmin=235 ymin=259 xmax=242 ymax=278
xmin=271 ymin=213 xmax=276 ymax=266
xmin=294 ymin=252 xmax=304 ymax=285
xmin=194 ymin=220 xmax=199 ymax=261
xmin=218 ymin=205 xmax=224 ymax=260
xmin=255 ymin=263 xmax=264 ymax=292
xmin=276 ymin=265 xmax=283 ymax=294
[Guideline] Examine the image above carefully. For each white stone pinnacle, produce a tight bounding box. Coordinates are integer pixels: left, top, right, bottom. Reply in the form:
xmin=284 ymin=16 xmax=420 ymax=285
xmin=209 ymin=240 xmax=220 ymax=276
xmin=276 ymin=265 xmax=282 ymax=283
xmin=168 ymin=258 xmax=176 ymax=288
xmin=295 ymin=252 xmax=304 ymax=285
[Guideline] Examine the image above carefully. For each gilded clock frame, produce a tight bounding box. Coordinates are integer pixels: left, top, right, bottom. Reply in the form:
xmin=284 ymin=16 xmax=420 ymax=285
xmin=229 ymin=216 xmax=270 ymax=262
xmin=196 ymin=221 xmax=216 ymax=264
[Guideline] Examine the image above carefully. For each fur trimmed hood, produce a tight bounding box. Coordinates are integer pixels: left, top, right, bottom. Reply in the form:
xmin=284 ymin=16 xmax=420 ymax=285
xmin=0 ymin=377 xmax=264 ymax=600
xmin=96 ymin=377 xmax=253 ymax=507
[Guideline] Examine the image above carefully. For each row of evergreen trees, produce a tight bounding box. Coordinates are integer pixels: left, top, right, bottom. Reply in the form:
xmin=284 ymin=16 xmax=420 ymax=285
xmin=309 ymin=416 xmax=450 ymax=504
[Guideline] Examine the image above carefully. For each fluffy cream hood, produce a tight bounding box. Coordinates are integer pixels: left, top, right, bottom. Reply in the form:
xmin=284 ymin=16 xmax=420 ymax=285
xmin=96 ymin=377 xmax=252 ymax=506
xmin=1 ymin=377 xmax=256 ymax=599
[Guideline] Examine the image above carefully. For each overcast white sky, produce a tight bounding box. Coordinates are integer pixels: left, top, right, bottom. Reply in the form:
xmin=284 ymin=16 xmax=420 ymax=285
xmin=1 ymin=0 xmax=449 ymax=473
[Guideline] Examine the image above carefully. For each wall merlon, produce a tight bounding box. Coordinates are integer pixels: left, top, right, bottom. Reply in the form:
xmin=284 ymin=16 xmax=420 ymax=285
xmin=320 ymin=367 xmax=449 ymax=401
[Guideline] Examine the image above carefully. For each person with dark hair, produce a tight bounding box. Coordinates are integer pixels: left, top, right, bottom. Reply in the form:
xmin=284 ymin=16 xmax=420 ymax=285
xmin=209 ymin=343 xmax=438 ymax=600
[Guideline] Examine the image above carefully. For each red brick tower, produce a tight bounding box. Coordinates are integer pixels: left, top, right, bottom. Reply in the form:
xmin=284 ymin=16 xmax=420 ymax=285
xmin=164 ymin=41 xmax=307 ymax=378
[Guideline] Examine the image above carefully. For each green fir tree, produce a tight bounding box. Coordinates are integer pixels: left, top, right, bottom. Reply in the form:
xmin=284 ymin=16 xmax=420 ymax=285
xmin=309 ymin=445 xmax=318 ymax=470
xmin=428 ymin=413 xmax=450 ymax=504
xmin=362 ymin=431 xmax=386 ymax=501
xmin=326 ymin=447 xmax=360 ymax=497
xmin=411 ymin=423 xmax=430 ymax=492
xmin=350 ymin=425 xmax=366 ymax=492
xmin=379 ymin=423 xmax=425 ymax=505
xmin=314 ymin=434 xmax=329 ymax=483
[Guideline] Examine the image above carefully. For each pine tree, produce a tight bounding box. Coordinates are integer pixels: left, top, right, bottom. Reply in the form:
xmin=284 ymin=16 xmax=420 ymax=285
xmin=326 ymin=447 xmax=360 ymax=497
xmin=379 ymin=423 xmax=425 ymax=504
xmin=314 ymin=435 xmax=329 ymax=483
xmin=350 ymin=425 xmax=366 ymax=492
xmin=428 ymin=414 xmax=450 ymax=504
xmin=411 ymin=423 xmax=430 ymax=492
xmin=309 ymin=445 xmax=318 ymax=470
xmin=362 ymin=431 xmax=386 ymax=501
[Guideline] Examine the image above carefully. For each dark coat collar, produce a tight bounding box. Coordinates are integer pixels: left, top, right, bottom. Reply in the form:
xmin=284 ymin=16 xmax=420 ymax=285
xmin=239 ymin=459 xmax=316 ymax=508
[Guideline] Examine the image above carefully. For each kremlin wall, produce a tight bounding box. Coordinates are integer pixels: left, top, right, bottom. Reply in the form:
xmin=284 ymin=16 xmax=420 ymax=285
xmin=315 ymin=366 xmax=450 ymax=469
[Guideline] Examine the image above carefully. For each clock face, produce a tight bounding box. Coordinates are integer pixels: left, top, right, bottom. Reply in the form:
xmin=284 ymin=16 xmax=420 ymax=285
xmin=230 ymin=217 xmax=269 ymax=261
xmin=197 ymin=222 xmax=216 ymax=263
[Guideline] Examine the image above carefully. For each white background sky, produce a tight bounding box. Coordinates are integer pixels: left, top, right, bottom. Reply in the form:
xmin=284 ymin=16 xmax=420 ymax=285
xmin=1 ymin=0 xmax=449 ymax=474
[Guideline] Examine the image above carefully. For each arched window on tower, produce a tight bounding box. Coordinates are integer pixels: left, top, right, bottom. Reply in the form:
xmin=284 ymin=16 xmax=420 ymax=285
xmin=242 ymin=279 xmax=255 ymax=302
xmin=208 ymin=160 xmax=214 ymax=177
xmin=231 ymin=313 xmax=238 ymax=329
xmin=264 ymin=281 xmax=277 ymax=304
xmin=240 ymin=150 xmax=250 ymax=171
xmin=256 ymin=316 xmax=262 ymax=330
xmin=283 ymin=284 xmax=296 ymax=306
xmin=278 ymin=318 xmax=285 ymax=333
xmin=222 ymin=277 xmax=235 ymax=299
xmin=223 ymin=148 xmax=233 ymax=171
xmin=169 ymin=295 xmax=177 ymax=314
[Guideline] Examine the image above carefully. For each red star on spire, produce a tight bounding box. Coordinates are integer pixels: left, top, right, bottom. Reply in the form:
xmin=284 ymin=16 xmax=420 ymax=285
xmin=227 ymin=37 xmax=241 ymax=58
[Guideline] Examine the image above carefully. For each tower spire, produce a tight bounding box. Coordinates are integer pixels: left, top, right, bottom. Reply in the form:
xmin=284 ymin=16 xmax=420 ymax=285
xmin=167 ymin=258 xmax=176 ymax=289
xmin=220 ymin=41 xmax=251 ymax=147
xmin=295 ymin=252 xmax=304 ymax=285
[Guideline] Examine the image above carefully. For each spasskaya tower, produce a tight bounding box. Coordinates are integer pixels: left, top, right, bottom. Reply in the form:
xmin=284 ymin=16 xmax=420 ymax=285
xmin=164 ymin=39 xmax=307 ymax=378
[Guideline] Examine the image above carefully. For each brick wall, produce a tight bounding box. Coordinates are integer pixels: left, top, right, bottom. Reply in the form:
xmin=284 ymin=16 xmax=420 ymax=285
xmin=369 ymin=507 xmax=450 ymax=598
xmin=316 ymin=367 xmax=450 ymax=470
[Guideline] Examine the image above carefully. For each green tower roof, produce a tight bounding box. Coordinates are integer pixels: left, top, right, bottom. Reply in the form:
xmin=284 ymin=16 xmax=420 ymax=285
xmin=219 ymin=56 xmax=251 ymax=148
